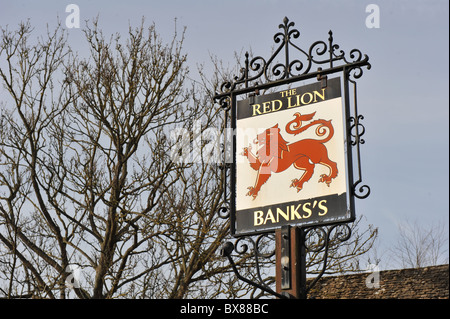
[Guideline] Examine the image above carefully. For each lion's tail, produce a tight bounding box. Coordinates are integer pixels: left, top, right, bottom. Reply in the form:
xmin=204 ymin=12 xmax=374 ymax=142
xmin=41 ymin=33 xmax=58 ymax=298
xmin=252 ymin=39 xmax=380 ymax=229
xmin=312 ymin=120 xmax=334 ymax=143
xmin=286 ymin=115 xmax=334 ymax=143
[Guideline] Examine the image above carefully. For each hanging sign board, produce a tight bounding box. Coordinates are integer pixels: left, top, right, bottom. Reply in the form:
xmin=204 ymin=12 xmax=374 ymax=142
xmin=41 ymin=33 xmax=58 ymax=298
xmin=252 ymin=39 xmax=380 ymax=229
xmin=233 ymin=77 xmax=352 ymax=236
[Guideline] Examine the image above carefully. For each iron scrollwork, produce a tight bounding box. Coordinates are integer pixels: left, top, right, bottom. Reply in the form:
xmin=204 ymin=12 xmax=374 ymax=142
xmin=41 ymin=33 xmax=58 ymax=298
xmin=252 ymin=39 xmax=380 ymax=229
xmin=216 ymin=16 xmax=370 ymax=96
xmin=348 ymin=75 xmax=371 ymax=199
xmin=303 ymin=223 xmax=352 ymax=293
xmin=220 ymin=233 xmax=285 ymax=299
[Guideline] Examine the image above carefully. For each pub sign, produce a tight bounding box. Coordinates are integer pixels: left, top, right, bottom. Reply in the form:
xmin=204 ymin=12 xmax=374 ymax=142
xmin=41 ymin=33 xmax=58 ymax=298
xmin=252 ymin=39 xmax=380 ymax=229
xmin=233 ymin=77 xmax=353 ymax=236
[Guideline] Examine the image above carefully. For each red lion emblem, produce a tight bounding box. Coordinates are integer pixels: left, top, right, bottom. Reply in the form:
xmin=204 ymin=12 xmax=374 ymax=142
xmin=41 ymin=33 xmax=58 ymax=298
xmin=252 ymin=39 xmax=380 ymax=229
xmin=241 ymin=112 xmax=338 ymax=199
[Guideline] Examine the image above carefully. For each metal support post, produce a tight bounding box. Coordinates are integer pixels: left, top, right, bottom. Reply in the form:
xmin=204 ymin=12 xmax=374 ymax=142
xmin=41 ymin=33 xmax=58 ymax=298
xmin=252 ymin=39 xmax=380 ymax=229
xmin=276 ymin=226 xmax=307 ymax=299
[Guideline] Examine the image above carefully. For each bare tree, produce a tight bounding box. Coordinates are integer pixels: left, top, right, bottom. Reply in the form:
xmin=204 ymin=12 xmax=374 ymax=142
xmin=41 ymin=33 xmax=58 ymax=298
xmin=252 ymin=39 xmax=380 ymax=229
xmin=388 ymin=220 xmax=449 ymax=269
xmin=0 ymin=19 xmax=240 ymax=299
xmin=0 ymin=20 xmax=72 ymax=299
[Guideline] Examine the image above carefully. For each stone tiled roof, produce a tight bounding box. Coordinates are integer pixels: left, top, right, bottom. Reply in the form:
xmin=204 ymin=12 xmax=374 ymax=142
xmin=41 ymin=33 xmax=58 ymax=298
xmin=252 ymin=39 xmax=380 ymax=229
xmin=308 ymin=264 xmax=449 ymax=299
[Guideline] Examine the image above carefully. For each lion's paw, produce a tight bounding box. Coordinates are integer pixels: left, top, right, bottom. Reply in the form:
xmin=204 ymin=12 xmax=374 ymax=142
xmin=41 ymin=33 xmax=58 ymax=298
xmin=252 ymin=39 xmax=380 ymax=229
xmin=319 ymin=174 xmax=332 ymax=186
xmin=290 ymin=178 xmax=299 ymax=187
xmin=290 ymin=179 xmax=303 ymax=192
xmin=246 ymin=186 xmax=258 ymax=199
xmin=241 ymin=145 xmax=252 ymax=157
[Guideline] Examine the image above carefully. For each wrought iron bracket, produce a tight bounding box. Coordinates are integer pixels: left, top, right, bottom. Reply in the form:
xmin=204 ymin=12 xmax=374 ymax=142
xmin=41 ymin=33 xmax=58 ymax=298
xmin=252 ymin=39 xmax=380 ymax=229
xmin=303 ymin=223 xmax=352 ymax=295
xmin=215 ymin=16 xmax=370 ymax=299
xmin=220 ymin=223 xmax=352 ymax=299
xmin=220 ymin=241 xmax=288 ymax=299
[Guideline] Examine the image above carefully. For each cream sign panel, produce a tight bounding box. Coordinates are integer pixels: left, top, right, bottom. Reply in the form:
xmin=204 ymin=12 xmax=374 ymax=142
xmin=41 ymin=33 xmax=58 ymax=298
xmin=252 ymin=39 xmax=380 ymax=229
xmin=234 ymin=77 xmax=350 ymax=235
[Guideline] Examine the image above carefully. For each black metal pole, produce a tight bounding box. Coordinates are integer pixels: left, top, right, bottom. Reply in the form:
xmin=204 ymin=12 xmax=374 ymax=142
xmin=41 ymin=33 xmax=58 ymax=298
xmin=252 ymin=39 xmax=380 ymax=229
xmin=276 ymin=226 xmax=307 ymax=299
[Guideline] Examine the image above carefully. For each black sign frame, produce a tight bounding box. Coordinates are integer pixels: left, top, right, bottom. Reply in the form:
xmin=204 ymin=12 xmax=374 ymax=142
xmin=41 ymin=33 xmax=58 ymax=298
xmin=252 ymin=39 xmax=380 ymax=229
xmin=234 ymin=77 xmax=354 ymax=236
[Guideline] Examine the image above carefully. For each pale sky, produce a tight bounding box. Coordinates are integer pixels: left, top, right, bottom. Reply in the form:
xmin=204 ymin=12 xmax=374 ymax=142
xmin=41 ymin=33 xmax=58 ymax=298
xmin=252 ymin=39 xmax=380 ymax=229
xmin=1 ymin=0 xmax=449 ymax=268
